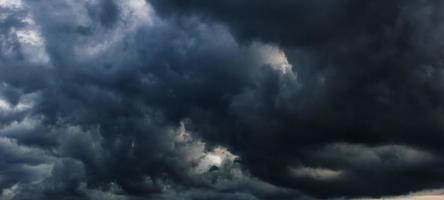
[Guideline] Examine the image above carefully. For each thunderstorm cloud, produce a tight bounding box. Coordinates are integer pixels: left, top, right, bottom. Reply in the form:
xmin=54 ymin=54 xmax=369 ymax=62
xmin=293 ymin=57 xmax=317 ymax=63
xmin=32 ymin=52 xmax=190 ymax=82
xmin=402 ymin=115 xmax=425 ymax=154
xmin=1 ymin=0 xmax=444 ymax=199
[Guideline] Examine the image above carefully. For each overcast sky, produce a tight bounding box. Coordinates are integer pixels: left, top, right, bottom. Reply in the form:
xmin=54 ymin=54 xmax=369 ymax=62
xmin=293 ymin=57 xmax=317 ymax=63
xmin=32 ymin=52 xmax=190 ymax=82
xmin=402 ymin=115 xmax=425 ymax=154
xmin=1 ymin=0 xmax=444 ymax=199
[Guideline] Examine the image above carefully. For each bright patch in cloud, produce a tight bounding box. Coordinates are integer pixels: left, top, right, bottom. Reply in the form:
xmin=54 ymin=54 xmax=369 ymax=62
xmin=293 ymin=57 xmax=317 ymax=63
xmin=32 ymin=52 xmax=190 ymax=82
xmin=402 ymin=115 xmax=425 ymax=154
xmin=0 ymin=0 xmax=23 ymax=9
xmin=251 ymin=42 xmax=294 ymax=75
xmin=174 ymin=122 xmax=238 ymax=174
xmin=290 ymin=166 xmax=342 ymax=180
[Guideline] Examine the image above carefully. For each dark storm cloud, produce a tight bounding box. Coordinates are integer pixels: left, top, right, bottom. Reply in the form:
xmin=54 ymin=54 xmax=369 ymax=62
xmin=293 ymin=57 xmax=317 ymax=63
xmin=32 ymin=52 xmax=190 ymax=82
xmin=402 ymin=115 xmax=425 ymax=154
xmin=150 ymin=0 xmax=444 ymax=198
xmin=2 ymin=0 xmax=444 ymax=199
xmin=0 ymin=0 xmax=312 ymax=199
xmin=150 ymin=0 xmax=403 ymax=47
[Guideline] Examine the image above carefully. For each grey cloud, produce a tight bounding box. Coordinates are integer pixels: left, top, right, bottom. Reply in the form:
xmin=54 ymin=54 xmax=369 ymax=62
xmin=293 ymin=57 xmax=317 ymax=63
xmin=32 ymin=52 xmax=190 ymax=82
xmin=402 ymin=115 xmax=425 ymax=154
xmin=2 ymin=0 xmax=444 ymax=199
xmin=1 ymin=1 xmax=308 ymax=199
xmin=150 ymin=0 xmax=444 ymax=198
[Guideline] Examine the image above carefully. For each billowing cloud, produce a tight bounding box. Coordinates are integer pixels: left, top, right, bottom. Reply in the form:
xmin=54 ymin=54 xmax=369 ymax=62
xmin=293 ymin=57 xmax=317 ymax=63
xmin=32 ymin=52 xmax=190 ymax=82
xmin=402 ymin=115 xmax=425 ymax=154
xmin=1 ymin=0 xmax=444 ymax=199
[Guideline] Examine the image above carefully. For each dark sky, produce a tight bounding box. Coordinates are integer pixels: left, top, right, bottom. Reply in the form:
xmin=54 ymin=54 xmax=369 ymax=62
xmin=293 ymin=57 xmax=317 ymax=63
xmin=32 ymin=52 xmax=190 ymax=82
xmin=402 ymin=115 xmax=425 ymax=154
xmin=1 ymin=0 xmax=444 ymax=199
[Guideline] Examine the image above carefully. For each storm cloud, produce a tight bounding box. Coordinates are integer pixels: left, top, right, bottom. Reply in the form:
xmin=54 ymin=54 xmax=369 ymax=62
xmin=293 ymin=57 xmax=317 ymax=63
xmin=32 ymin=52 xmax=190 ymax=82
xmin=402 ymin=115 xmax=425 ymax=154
xmin=1 ymin=0 xmax=444 ymax=199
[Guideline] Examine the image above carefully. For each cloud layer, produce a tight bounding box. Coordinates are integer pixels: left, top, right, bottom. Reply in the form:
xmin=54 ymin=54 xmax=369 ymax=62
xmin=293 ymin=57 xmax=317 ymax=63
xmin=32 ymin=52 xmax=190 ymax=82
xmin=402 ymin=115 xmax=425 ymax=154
xmin=1 ymin=0 xmax=444 ymax=199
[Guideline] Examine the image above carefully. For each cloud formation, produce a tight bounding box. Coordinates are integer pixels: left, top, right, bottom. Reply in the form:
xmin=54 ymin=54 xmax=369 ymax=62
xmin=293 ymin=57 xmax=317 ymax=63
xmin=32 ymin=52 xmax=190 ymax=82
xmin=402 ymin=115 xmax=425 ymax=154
xmin=1 ymin=0 xmax=444 ymax=199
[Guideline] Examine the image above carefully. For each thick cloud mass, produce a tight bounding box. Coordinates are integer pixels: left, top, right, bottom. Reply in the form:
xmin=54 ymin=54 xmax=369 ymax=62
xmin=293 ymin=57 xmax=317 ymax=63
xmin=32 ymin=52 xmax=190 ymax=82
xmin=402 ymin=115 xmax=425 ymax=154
xmin=1 ymin=0 xmax=444 ymax=199
xmin=151 ymin=0 xmax=444 ymax=197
